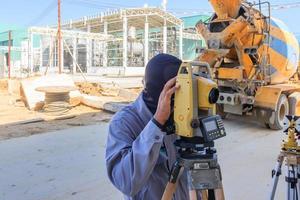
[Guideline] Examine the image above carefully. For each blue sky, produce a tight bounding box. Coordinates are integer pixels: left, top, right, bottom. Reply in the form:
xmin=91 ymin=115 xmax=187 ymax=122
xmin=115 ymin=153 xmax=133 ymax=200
xmin=1 ymin=0 xmax=300 ymax=36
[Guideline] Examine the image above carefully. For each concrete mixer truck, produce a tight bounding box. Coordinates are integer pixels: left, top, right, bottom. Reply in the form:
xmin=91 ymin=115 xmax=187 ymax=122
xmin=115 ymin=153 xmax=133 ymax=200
xmin=195 ymin=0 xmax=300 ymax=129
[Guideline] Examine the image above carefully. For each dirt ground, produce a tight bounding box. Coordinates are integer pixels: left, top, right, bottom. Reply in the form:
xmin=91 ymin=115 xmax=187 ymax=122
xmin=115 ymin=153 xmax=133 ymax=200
xmin=0 ymin=90 xmax=113 ymax=141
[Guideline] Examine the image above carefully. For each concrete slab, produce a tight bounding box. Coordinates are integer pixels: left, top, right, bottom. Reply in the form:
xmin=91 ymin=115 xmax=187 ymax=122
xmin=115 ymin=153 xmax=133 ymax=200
xmin=0 ymin=116 xmax=287 ymax=200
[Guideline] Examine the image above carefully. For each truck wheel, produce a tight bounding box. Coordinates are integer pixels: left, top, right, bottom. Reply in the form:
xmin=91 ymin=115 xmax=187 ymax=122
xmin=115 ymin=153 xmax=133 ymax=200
xmin=217 ymin=104 xmax=228 ymax=119
xmin=268 ymin=94 xmax=289 ymax=130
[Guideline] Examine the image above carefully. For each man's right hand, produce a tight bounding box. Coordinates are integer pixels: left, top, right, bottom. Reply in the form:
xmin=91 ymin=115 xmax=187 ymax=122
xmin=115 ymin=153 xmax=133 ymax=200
xmin=154 ymin=77 xmax=180 ymax=126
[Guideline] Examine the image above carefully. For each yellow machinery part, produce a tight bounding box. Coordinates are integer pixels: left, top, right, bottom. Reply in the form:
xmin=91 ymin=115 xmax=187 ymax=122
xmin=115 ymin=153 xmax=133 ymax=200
xmin=209 ymin=0 xmax=242 ymax=19
xmin=288 ymin=92 xmax=300 ymax=116
xmin=254 ymin=86 xmax=282 ymax=110
xmin=220 ymin=17 xmax=248 ymax=46
xmin=255 ymin=84 xmax=300 ymax=111
xmin=217 ymin=68 xmax=243 ymax=81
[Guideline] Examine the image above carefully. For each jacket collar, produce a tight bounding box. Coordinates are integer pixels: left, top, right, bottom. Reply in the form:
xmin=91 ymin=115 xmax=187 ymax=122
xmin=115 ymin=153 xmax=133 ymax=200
xmin=134 ymin=93 xmax=154 ymax=125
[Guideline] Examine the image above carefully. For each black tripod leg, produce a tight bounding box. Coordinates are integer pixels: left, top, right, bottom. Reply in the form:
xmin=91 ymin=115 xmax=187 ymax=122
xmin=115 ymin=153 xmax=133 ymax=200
xmin=208 ymin=189 xmax=216 ymax=200
xmin=161 ymin=161 xmax=183 ymax=200
xmin=169 ymin=161 xmax=183 ymax=184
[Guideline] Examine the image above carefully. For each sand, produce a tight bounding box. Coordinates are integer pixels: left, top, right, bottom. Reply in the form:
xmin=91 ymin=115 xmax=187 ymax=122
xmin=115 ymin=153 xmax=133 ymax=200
xmin=0 ymin=91 xmax=113 ymax=141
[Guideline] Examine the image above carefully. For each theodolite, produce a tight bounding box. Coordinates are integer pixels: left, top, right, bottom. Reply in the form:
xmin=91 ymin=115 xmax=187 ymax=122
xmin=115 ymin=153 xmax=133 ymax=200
xmin=270 ymin=116 xmax=300 ymax=200
xmin=162 ymin=61 xmax=226 ymax=200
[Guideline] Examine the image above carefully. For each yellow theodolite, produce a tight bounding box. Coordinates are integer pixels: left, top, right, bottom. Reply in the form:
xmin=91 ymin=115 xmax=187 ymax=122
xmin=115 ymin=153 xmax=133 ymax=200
xmin=270 ymin=116 xmax=300 ymax=200
xmin=281 ymin=119 xmax=300 ymax=152
xmin=174 ymin=61 xmax=222 ymax=139
xmin=161 ymin=62 xmax=226 ymax=200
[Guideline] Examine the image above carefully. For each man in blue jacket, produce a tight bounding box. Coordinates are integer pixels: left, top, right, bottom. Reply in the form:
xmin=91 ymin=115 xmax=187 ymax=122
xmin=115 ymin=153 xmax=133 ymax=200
xmin=105 ymin=54 xmax=189 ymax=200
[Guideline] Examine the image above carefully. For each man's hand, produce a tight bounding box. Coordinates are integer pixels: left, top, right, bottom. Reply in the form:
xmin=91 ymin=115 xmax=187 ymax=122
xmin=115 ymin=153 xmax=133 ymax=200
xmin=154 ymin=77 xmax=180 ymax=126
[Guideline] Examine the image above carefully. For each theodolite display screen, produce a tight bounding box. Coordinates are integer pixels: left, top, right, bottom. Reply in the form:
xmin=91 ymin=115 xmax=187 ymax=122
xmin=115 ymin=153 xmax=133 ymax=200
xmin=200 ymin=115 xmax=226 ymax=142
xmin=204 ymin=120 xmax=218 ymax=132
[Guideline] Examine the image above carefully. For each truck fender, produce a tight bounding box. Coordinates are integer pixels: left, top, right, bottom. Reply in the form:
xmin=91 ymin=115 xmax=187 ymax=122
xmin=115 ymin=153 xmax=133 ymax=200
xmin=288 ymin=92 xmax=300 ymax=116
xmin=254 ymin=86 xmax=282 ymax=111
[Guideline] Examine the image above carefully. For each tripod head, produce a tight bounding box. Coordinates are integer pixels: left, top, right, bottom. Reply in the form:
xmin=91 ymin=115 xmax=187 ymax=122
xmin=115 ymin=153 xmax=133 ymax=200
xmin=281 ymin=115 xmax=300 ymax=152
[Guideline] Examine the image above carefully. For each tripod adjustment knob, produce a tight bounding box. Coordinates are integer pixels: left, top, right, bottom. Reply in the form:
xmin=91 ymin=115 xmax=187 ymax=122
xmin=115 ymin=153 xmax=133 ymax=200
xmin=191 ymin=119 xmax=200 ymax=129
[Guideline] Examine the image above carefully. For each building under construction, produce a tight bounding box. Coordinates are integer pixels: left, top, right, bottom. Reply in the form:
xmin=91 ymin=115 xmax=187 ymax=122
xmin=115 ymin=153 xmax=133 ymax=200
xmin=0 ymin=7 xmax=208 ymax=78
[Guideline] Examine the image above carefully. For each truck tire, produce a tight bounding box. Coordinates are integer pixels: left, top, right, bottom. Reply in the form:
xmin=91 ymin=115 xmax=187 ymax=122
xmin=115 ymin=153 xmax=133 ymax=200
xmin=267 ymin=94 xmax=289 ymax=130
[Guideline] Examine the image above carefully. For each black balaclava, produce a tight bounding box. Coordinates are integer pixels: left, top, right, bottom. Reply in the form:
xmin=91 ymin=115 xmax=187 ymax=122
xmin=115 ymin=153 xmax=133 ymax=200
xmin=142 ymin=53 xmax=182 ymax=115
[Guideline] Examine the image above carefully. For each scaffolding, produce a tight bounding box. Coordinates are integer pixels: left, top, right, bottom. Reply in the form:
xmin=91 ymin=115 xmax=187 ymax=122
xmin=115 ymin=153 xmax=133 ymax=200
xmin=28 ymin=27 xmax=111 ymax=74
xmin=0 ymin=7 xmax=204 ymax=78
xmin=59 ymin=7 xmax=201 ymax=76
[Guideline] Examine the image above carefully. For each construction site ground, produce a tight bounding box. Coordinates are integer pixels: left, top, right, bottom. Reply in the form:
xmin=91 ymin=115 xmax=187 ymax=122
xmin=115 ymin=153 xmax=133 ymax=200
xmin=0 ymin=77 xmax=286 ymax=200
xmin=0 ymin=75 xmax=143 ymax=140
xmin=0 ymin=90 xmax=112 ymax=140
xmin=0 ymin=116 xmax=285 ymax=200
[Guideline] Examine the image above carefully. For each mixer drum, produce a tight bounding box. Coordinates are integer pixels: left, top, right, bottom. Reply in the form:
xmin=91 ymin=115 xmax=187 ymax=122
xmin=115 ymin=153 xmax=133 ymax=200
xmin=266 ymin=18 xmax=299 ymax=84
xmin=209 ymin=0 xmax=242 ymax=19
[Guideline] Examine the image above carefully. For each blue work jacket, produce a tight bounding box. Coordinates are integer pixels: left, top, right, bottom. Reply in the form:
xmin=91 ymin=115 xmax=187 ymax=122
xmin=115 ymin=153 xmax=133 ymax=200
xmin=105 ymin=94 xmax=189 ymax=200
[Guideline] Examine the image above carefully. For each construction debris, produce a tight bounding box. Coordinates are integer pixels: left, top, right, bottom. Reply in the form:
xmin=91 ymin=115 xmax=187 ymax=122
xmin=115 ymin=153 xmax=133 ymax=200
xmin=81 ymin=94 xmax=129 ymax=113
xmin=21 ymin=74 xmax=81 ymax=110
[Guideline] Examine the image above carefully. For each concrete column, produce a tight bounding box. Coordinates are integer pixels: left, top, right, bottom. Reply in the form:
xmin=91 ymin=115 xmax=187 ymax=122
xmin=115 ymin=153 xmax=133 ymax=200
xmin=40 ymin=38 xmax=43 ymax=68
xmin=87 ymin=25 xmax=92 ymax=70
xmin=54 ymin=38 xmax=57 ymax=68
xmin=179 ymin=23 xmax=183 ymax=59
xmin=30 ymin=33 xmax=34 ymax=73
xmin=49 ymin=37 xmax=53 ymax=68
xmin=60 ymin=36 xmax=64 ymax=70
xmin=27 ymin=37 xmax=30 ymax=74
xmin=103 ymin=21 xmax=108 ymax=67
xmin=144 ymin=16 xmax=149 ymax=67
xmin=73 ymin=37 xmax=77 ymax=74
xmin=163 ymin=19 xmax=167 ymax=54
xmin=123 ymin=16 xmax=128 ymax=68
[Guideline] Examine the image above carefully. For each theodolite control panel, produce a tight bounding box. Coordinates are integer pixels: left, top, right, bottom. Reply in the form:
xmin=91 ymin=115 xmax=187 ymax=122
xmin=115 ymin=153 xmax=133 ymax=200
xmin=199 ymin=115 xmax=226 ymax=142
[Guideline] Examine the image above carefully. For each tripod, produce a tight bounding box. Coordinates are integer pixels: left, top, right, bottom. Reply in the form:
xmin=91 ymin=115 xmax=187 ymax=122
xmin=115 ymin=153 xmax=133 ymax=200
xmin=161 ymin=139 xmax=225 ymax=200
xmin=270 ymin=116 xmax=300 ymax=200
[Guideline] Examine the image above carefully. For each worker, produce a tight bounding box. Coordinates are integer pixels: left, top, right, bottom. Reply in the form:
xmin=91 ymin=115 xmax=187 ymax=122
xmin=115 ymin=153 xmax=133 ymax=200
xmin=105 ymin=54 xmax=190 ymax=199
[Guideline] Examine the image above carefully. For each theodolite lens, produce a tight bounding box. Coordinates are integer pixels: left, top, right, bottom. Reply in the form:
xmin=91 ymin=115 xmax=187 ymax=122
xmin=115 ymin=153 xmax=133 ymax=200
xmin=209 ymin=88 xmax=220 ymax=104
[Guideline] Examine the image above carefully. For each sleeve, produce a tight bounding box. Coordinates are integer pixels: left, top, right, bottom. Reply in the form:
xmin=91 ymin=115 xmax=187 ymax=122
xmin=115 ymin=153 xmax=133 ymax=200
xmin=105 ymin=118 xmax=165 ymax=197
